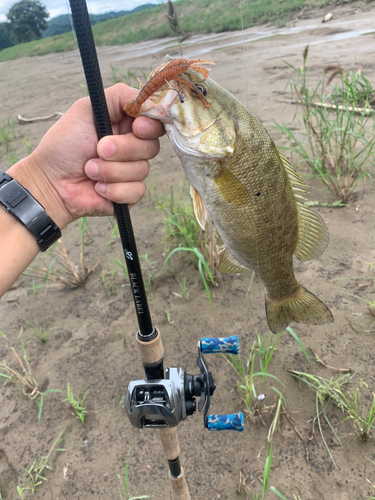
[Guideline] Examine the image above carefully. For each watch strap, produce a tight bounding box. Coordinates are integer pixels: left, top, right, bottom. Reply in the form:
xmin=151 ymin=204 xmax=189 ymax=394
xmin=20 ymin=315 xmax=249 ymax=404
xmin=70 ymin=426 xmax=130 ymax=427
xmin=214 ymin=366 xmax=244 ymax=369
xmin=0 ymin=170 xmax=61 ymax=251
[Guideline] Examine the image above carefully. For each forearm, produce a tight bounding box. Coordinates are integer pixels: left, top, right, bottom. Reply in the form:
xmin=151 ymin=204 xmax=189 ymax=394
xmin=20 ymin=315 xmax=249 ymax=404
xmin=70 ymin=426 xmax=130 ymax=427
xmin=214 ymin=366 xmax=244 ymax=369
xmin=0 ymin=198 xmax=40 ymax=297
xmin=0 ymin=157 xmax=67 ymax=298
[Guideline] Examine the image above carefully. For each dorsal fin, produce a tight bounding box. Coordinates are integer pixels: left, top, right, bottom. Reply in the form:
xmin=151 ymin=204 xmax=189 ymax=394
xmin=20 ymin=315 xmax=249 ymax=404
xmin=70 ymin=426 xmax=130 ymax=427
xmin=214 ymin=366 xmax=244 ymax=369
xmin=277 ymin=149 xmax=329 ymax=261
xmin=278 ymin=149 xmax=307 ymax=198
xmin=295 ymin=202 xmax=329 ymax=261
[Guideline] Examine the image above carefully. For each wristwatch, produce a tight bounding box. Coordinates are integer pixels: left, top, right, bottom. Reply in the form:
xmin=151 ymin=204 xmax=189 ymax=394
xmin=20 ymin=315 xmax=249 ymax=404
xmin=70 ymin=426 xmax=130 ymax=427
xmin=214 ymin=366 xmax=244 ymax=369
xmin=0 ymin=170 xmax=61 ymax=251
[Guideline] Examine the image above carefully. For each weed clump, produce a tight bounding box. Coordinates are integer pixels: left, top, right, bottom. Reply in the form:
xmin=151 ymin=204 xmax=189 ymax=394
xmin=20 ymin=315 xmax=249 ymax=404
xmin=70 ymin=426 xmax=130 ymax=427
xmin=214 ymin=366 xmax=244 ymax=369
xmin=0 ymin=330 xmax=62 ymax=421
xmin=277 ymin=46 xmax=375 ymax=203
xmin=63 ymin=382 xmax=89 ymax=425
xmin=24 ymin=217 xmax=101 ymax=289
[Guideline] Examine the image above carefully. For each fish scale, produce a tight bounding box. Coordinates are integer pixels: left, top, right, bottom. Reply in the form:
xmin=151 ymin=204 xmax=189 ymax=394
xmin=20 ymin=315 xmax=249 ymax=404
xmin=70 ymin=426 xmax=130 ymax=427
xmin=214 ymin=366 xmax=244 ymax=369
xmin=127 ymin=56 xmax=334 ymax=333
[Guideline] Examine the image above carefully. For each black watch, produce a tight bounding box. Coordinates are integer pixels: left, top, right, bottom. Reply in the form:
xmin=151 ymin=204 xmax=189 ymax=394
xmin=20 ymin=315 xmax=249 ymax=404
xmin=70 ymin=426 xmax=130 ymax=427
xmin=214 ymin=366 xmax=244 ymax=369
xmin=0 ymin=171 xmax=61 ymax=251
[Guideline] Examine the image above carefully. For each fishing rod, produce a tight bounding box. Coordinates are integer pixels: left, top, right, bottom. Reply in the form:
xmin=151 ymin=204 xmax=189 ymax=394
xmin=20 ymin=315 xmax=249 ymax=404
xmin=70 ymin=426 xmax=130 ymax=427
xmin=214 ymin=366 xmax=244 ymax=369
xmin=68 ymin=1 xmax=244 ymax=497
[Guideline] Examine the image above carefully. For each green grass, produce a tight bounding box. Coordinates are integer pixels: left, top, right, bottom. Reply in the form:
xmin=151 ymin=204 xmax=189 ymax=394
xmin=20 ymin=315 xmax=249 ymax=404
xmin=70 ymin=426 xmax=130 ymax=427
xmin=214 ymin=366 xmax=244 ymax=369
xmin=63 ymin=382 xmax=89 ymax=425
xmin=117 ymin=451 xmax=150 ymax=500
xmin=0 ymin=33 xmax=76 ymax=61
xmin=288 ymin=369 xmax=375 ymax=464
xmin=0 ymin=0 xmax=362 ymax=62
xmin=276 ymin=47 xmax=375 ymax=203
xmin=24 ymin=320 xmax=55 ymax=343
xmin=17 ymin=431 xmax=66 ymax=499
xmin=164 ymin=246 xmax=215 ymax=301
xmin=0 ymin=117 xmax=33 ymax=170
xmin=225 ymin=327 xmax=311 ymax=418
xmin=225 ymin=331 xmax=285 ymax=415
xmin=241 ymin=439 xmax=290 ymax=499
xmin=108 ymin=64 xmax=149 ymax=88
xmin=158 ymin=183 xmax=218 ymax=301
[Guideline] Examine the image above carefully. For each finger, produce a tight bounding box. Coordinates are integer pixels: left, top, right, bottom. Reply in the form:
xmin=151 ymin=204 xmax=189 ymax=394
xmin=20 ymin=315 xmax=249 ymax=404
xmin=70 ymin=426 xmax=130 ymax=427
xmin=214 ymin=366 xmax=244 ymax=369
xmin=132 ymin=116 xmax=165 ymax=140
xmin=84 ymin=158 xmax=150 ymax=183
xmin=97 ymin=134 xmax=160 ymax=162
xmin=104 ymin=83 xmax=139 ymax=124
xmin=95 ymin=181 xmax=146 ymax=205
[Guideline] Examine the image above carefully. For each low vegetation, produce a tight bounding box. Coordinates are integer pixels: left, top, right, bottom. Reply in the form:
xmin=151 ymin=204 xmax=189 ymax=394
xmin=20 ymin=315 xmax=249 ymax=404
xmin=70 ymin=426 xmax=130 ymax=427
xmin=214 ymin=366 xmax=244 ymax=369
xmin=63 ymin=382 xmax=89 ymax=425
xmin=0 ymin=330 xmax=62 ymax=421
xmin=158 ymin=183 xmax=219 ymax=301
xmin=117 ymin=452 xmax=150 ymax=500
xmin=276 ymin=46 xmax=375 ymax=203
xmin=16 ymin=431 xmax=66 ymax=499
xmin=0 ymin=117 xmax=33 ymax=170
xmin=25 ymin=217 xmax=102 ymax=289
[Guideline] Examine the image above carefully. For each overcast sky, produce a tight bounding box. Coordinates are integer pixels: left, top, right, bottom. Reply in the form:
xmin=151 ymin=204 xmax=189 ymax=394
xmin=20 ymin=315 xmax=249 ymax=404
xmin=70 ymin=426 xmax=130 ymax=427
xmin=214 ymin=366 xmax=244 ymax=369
xmin=0 ymin=0 xmax=163 ymax=22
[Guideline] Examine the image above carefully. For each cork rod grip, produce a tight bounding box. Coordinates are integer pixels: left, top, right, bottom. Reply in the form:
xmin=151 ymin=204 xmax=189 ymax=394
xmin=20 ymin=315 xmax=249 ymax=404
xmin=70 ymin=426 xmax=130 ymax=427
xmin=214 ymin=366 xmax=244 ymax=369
xmin=169 ymin=468 xmax=191 ymax=500
xmin=136 ymin=327 xmax=163 ymax=365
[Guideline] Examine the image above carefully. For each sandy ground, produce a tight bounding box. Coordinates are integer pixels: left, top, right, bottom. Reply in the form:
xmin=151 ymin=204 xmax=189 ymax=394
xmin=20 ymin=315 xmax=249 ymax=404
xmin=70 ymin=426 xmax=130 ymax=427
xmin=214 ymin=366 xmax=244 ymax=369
xmin=1 ymin=2 xmax=375 ymax=499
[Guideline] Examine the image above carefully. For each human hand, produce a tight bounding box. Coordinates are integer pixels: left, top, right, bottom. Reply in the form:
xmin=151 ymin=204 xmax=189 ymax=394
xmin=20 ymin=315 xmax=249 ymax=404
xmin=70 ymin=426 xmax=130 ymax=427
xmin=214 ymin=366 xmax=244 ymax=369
xmin=8 ymin=83 xmax=165 ymax=229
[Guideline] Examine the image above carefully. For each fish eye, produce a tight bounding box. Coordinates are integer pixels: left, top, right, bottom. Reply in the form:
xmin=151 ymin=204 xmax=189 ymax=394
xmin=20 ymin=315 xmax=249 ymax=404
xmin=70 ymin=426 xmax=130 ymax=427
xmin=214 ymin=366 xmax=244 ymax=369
xmin=192 ymin=85 xmax=207 ymax=97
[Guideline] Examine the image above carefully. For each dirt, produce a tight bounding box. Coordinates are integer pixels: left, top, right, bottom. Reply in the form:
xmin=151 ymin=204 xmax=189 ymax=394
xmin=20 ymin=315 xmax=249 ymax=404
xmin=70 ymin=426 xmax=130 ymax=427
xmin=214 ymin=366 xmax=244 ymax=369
xmin=1 ymin=2 xmax=375 ymax=499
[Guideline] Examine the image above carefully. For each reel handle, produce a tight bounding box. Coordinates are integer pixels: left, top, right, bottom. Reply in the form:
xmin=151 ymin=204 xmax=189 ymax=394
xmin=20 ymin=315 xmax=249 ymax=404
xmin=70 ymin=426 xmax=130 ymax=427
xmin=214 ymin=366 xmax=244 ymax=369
xmin=207 ymin=412 xmax=244 ymax=432
xmin=201 ymin=335 xmax=239 ymax=354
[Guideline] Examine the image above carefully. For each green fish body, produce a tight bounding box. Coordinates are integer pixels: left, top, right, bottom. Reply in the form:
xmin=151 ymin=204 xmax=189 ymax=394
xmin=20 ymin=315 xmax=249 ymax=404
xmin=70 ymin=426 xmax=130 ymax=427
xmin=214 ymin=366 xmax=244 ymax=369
xmin=138 ymin=58 xmax=334 ymax=333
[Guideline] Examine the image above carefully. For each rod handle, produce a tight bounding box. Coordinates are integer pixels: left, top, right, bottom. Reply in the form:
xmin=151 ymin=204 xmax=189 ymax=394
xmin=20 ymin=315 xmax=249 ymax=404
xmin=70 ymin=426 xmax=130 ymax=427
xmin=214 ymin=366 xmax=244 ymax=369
xmin=207 ymin=412 xmax=244 ymax=431
xmin=169 ymin=467 xmax=191 ymax=500
xmin=201 ymin=335 xmax=239 ymax=354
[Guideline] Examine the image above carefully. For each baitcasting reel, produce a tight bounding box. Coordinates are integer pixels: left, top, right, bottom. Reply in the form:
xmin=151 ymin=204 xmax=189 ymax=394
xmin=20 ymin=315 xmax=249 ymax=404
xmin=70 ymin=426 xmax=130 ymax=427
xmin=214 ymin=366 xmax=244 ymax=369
xmin=125 ymin=335 xmax=245 ymax=432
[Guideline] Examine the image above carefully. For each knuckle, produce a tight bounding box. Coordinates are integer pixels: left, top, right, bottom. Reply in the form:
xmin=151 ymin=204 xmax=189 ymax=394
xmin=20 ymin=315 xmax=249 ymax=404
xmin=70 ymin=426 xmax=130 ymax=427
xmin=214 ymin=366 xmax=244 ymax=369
xmin=146 ymin=139 xmax=160 ymax=159
xmin=138 ymin=160 xmax=150 ymax=178
xmin=132 ymin=182 xmax=146 ymax=203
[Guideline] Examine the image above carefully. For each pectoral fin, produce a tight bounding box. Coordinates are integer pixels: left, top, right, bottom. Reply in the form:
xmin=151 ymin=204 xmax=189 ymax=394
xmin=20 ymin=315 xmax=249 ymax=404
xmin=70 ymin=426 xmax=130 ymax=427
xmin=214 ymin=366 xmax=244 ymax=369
xmin=217 ymin=248 xmax=248 ymax=274
xmin=213 ymin=165 xmax=250 ymax=206
xmin=190 ymin=185 xmax=208 ymax=230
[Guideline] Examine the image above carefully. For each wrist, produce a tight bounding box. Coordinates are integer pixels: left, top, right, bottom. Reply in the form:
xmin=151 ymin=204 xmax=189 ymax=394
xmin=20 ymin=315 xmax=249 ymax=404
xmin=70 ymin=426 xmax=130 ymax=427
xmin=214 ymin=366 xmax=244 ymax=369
xmin=7 ymin=155 xmax=71 ymax=229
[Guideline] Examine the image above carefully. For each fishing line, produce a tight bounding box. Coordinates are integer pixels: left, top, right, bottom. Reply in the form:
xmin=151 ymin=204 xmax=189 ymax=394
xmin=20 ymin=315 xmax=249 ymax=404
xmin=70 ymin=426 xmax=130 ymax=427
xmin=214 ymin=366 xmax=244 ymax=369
xmin=238 ymin=0 xmax=263 ymax=308
xmin=239 ymin=0 xmax=249 ymax=108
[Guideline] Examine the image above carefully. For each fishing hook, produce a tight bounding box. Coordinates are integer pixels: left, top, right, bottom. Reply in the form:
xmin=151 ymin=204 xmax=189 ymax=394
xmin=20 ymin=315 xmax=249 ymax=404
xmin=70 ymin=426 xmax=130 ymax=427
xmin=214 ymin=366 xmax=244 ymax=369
xmin=164 ymin=79 xmax=184 ymax=103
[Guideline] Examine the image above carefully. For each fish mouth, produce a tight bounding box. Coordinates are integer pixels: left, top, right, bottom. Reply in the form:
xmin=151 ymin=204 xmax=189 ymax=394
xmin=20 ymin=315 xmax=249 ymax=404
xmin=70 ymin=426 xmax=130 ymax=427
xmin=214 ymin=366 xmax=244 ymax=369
xmin=143 ymin=88 xmax=217 ymax=141
xmin=141 ymin=88 xmax=180 ymax=124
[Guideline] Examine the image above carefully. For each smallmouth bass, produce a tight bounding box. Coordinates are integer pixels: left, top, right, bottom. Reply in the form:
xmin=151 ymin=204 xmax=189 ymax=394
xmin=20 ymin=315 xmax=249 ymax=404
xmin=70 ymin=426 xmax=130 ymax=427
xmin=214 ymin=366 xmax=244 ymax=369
xmin=125 ymin=57 xmax=334 ymax=333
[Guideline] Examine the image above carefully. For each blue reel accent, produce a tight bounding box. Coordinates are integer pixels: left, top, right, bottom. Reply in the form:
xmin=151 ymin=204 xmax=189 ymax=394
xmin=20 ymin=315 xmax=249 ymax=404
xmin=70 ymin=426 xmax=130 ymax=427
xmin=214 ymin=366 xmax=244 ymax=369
xmin=201 ymin=335 xmax=239 ymax=354
xmin=207 ymin=412 xmax=244 ymax=431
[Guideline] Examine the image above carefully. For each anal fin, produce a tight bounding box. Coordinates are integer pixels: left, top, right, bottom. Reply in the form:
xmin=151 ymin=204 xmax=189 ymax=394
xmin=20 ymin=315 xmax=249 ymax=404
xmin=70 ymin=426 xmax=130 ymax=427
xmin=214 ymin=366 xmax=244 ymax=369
xmin=217 ymin=248 xmax=248 ymax=274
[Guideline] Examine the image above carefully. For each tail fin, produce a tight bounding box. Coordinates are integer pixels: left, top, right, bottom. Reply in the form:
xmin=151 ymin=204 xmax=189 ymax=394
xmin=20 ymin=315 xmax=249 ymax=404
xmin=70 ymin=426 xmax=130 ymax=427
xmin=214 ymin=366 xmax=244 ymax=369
xmin=265 ymin=285 xmax=333 ymax=334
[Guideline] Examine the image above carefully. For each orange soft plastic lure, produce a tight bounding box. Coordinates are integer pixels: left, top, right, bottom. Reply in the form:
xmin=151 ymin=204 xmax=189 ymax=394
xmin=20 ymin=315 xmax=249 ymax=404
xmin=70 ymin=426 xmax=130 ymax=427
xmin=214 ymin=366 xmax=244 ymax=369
xmin=123 ymin=58 xmax=214 ymax=117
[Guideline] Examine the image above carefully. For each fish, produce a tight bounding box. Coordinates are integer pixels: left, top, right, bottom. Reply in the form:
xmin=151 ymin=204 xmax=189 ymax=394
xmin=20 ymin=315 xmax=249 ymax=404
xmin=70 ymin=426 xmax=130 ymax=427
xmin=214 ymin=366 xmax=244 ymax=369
xmin=124 ymin=56 xmax=334 ymax=333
